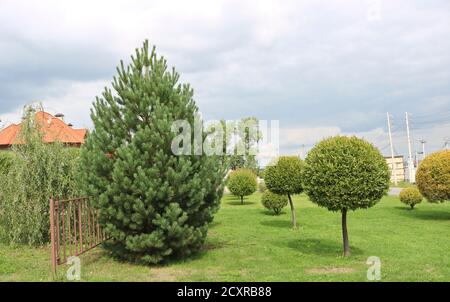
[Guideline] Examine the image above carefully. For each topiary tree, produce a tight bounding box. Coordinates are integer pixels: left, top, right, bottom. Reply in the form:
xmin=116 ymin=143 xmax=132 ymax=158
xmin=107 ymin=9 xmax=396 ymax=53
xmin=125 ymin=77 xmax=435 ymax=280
xmin=264 ymin=156 xmax=303 ymax=229
xmin=79 ymin=40 xmax=227 ymax=264
xmin=302 ymin=136 xmax=390 ymax=257
xmin=227 ymin=168 xmax=257 ymax=204
xmin=261 ymin=191 xmax=288 ymax=215
xmin=399 ymin=187 xmax=423 ymax=209
xmin=416 ymin=150 xmax=450 ymax=203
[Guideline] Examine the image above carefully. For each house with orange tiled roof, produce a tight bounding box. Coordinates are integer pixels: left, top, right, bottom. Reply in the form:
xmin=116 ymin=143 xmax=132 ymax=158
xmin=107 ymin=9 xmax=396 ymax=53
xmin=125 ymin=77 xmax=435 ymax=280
xmin=0 ymin=111 xmax=87 ymax=150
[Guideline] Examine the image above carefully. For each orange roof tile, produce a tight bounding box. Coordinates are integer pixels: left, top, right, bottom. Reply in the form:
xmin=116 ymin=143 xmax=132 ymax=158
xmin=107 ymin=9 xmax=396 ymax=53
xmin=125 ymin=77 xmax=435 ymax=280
xmin=0 ymin=124 xmax=20 ymax=146
xmin=0 ymin=111 xmax=86 ymax=147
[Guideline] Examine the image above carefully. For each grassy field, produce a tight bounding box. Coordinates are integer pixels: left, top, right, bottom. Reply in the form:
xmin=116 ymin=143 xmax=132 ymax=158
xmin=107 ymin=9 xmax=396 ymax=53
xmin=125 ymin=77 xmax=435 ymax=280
xmin=391 ymin=181 xmax=417 ymax=188
xmin=1 ymin=192 xmax=450 ymax=281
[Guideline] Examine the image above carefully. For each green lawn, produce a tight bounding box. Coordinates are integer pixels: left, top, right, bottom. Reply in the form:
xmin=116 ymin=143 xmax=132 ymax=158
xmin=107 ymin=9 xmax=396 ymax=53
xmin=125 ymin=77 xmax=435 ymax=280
xmin=1 ymin=192 xmax=450 ymax=281
xmin=391 ymin=181 xmax=416 ymax=188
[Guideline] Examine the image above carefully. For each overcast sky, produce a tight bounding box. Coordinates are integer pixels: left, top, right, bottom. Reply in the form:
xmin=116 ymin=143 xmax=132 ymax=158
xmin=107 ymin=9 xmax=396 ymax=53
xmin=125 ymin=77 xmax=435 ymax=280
xmin=1 ymin=0 xmax=449 ymax=157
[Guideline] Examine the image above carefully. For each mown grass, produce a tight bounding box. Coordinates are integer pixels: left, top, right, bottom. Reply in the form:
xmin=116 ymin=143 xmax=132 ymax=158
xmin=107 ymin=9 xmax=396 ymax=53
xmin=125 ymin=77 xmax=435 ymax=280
xmin=391 ymin=181 xmax=416 ymax=188
xmin=1 ymin=192 xmax=449 ymax=281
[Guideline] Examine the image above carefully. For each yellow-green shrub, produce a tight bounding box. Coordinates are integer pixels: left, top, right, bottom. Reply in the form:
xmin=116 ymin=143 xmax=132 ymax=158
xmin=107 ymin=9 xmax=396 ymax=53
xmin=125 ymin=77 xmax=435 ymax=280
xmin=416 ymin=150 xmax=450 ymax=203
xmin=261 ymin=191 xmax=288 ymax=215
xmin=399 ymin=187 xmax=422 ymax=209
xmin=227 ymin=169 xmax=257 ymax=204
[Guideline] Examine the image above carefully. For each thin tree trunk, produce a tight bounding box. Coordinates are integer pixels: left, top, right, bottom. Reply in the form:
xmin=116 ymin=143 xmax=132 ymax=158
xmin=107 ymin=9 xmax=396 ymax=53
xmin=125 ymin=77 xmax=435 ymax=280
xmin=241 ymin=196 xmax=243 ymax=205
xmin=287 ymin=193 xmax=297 ymax=229
xmin=342 ymin=208 xmax=351 ymax=257
xmin=410 ymin=204 xmax=414 ymax=210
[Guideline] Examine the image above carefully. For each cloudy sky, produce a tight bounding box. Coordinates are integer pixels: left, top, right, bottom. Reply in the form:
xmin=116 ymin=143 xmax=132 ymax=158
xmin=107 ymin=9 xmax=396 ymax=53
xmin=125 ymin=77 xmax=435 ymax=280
xmin=1 ymin=0 xmax=449 ymax=157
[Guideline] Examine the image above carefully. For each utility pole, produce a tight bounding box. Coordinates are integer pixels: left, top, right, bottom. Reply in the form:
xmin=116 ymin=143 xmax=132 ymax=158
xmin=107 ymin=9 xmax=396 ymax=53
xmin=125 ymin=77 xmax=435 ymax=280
xmin=405 ymin=112 xmax=415 ymax=183
xmin=414 ymin=151 xmax=418 ymax=166
xmin=299 ymin=144 xmax=306 ymax=160
xmin=387 ymin=112 xmax=398 ymax=185
xmin=418 ymin=139 xmax=426 ymax=160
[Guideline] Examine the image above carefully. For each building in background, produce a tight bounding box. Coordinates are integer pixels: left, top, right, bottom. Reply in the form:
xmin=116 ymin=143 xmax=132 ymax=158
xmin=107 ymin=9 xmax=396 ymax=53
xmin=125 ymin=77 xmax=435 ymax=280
xmin=0 ymin=111 xmax=87 ymax=150
xmin=385 ymin=155 xmax=405 ymax=183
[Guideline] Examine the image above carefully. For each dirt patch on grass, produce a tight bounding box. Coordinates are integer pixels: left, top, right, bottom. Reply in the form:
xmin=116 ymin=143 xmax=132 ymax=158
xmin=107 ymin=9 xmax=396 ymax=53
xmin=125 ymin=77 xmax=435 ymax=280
xmin=150 ymin=267 xmax=193 ymax=281
xmin=150 ymin=267 xmax=221 ymax=281
xmin=306 ymin=267 xmax=355 ymax=274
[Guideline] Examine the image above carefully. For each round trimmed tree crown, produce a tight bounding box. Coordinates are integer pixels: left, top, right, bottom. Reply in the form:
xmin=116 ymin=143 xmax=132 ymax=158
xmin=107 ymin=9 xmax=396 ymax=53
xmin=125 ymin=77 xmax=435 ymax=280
xmin=303 ymin=136 xmax=390 ymax=211
xmin=264 ymin=156 xmax=304 ymax=196
xmin=416 ymin=150 xmax=450 ymax=203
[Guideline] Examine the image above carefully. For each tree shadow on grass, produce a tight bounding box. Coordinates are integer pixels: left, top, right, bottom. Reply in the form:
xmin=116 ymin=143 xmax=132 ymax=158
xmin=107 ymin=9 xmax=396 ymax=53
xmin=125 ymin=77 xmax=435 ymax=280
xmin=285 ymin=238 xmax=363 ymax=257
xmin=260 ymin=210 xmax=288 ymax=216
xmin=162 ymin=239 xmax=230 ymax=265
xmin=226 ymin=199 xmax=256 ymax=206
xmin=209 ymin=221 xmax=221 ymax=229
xmin=227 ymin=201 xmax=256 ymax=206
xmin=222 ymin=194 xmax=256 ymax=206
xmin=393 ymin=207 xmax=450 ymax=221
xmin=260 ymin=219 xmax=291 ymax=229
xmin=93 ymin=238 xmax=230 ymax=269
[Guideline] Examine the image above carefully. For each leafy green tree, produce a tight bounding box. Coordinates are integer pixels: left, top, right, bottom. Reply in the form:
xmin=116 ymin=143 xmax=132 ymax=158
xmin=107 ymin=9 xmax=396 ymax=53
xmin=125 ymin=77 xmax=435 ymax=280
xmin=228 ymin=117 xmax=261 ymax=172
xmin=229 ymin=152 xmax=246 ymax=170
xmin=264 ymin=156 xmax=303 ymax=229
xmin=261 ymin=191 xmax=288 ymax=215
xmin=227 ymin=169 xmax=257 ymax=204
xmin=0 ymin=106 xmax=81 ymax=245
xmin=399 ymin=187 xmax=423 ymax=209
xmin=80 ymin=40 xmax=227 ymax=264
xmin=205 ymin=119 xmax=233 ymax=157
xmin=416 ymin=150 xmax=450 ymax=203
xmin=302 ymin=136 xmax=390 ymax=256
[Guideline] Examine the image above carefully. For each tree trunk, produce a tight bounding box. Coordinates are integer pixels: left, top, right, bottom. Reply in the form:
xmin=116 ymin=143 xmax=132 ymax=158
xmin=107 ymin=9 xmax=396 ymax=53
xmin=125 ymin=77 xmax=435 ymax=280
xmin=342 ymin=208 xmax=351 ymax=257
xmin=287 ymin=194 xmax=297 ymax=229
xmin=241 ymin=196 xmax=243 ymax=205
xmin=410 ymin=204 xmax=414 ymax=210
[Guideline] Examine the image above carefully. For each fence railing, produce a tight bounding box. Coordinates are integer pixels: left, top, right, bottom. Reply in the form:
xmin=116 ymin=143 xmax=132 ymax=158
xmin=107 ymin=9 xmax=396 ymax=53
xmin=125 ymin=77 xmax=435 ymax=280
xmin=50 ymin=196 xmax=107 ymax=276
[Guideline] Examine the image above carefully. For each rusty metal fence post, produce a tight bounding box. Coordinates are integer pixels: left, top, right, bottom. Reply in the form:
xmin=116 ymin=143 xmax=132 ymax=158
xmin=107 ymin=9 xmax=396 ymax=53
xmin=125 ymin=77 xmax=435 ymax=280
xmin=50 ymin=197 xmax=108 ymax=276
xmin=50 ymin=198 xmax=57 ymax=277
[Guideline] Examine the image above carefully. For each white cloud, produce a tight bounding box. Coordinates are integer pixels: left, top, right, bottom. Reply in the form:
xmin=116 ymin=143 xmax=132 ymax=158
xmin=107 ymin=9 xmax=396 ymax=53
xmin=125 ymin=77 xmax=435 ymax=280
xmin=0 ymin=80 xmax=108 ymax=129
xmin=0 ymin=0 xmax=449 ymax=157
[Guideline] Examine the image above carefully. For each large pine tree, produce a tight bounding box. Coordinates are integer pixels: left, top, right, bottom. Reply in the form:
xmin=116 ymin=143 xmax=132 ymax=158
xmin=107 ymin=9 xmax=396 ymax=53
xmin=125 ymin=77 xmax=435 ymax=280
xmin=80 ymin=40 xmax=227 ymax=264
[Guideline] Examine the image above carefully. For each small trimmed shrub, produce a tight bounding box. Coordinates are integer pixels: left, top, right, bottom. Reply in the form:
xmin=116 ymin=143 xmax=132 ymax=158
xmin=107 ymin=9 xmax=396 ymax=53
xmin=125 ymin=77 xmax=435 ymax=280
xmin=303 ymin=136 xmax=390 ymax=256
xmin=261 ymin=191 xmax=288 ymax=215
xmin=258 ymin=179 xmax=267 ymax=193
xmin=227 ymin=169 xmax=257 ymax=204
xmin=399 ymin=187 xmax=423 ymax=209
xmin=264 ymin=156 xmax=303 ymax=228
xmin=416 ymin=150 xmax=450 ymax=203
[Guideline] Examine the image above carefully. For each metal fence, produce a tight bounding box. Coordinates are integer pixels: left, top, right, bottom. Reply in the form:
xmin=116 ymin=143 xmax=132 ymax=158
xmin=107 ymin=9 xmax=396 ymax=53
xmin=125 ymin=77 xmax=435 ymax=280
xmin=50 ymin=196 xmax=107 ymax=276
